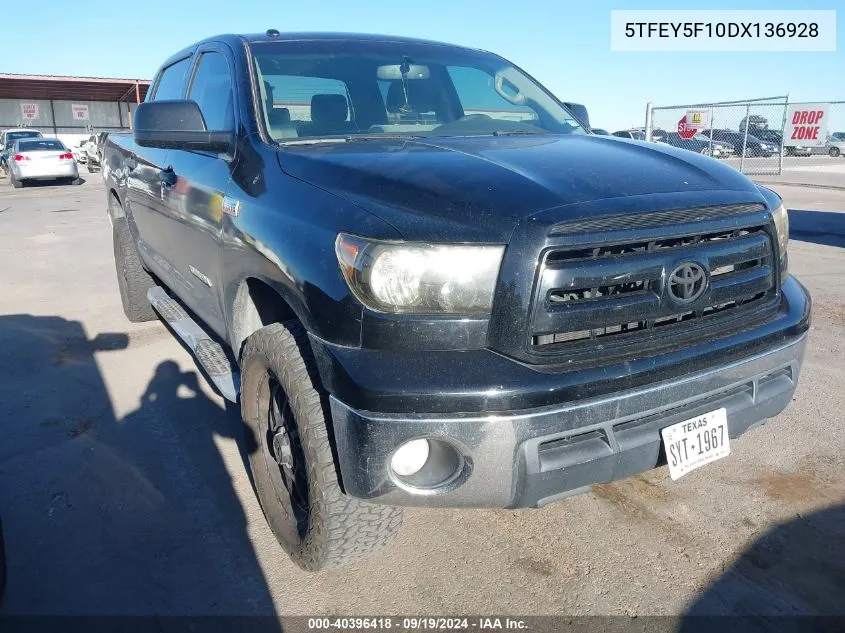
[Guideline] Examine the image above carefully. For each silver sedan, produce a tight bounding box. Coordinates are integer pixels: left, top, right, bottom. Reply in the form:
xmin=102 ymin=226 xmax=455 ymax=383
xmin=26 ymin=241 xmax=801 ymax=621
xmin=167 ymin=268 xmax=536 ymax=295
xmin=8 ymin=138 xmax=80 ymax=188
xmin=827 ymin=134 xmax=845 ymax=158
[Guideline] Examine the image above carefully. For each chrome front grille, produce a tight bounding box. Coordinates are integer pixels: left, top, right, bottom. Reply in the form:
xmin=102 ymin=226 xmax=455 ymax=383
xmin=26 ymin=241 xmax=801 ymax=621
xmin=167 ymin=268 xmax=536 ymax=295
xmin=531 ymin=223 xmax=778 ymax=354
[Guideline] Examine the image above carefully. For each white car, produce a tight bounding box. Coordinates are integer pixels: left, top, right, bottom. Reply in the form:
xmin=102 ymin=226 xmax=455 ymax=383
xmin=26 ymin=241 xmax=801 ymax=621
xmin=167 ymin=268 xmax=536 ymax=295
xmin=84 ymin=132 xmax=109 ymax=172
xmin=71 ymin=139 xmax=89 ymax=163
xmin=0 ymin=128 xmax=43 ymax=175
xmin=8 ymin=138 xmax=80 ymax=188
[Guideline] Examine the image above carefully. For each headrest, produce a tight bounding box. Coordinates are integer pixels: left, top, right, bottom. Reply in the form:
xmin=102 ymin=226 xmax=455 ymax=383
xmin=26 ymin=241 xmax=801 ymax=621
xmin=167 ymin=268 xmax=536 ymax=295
xmin=385 ymin=80 xmax=436 ymax=113
xmin=311 ymin=94 xmax=348 ymax=124
xmin=267 ymin=107 xmax=291 ymax=125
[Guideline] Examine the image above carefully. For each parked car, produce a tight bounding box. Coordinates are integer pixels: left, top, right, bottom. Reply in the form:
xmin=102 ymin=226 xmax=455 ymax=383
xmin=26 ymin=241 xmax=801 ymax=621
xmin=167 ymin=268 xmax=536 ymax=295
xmin=613 ymin=130 xmax=645 ymax=140
xmin=8 ymin=138 xmax=80 ymax=188
xmin=786 ymin=145 xmax=814 ymax=157
xmin=749 ymin=129 xmax=811 ymax=157
xmin=826 ymin=133 xmax=845 ymax=157
xmin=590 ymin=128 xmax=610 ymax=135
xmin=104 ymin=31 xmax=808 ymax=571
xmin=0 ymin=128 xmax=43 ymax=175
xmin=71 ymin=138 xmax=89 ymax=163
xmin=659 ymin=132 xmax=733 ymax=157
xmin=701 ymin=129 xmax=778 ymax=157
xmin=86 ymin=132 xmax=109 ymax=172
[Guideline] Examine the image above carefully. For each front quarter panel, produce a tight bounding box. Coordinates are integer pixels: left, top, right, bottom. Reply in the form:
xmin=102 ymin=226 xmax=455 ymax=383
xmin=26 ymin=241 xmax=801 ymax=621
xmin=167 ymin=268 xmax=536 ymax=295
xmin=220 ymin=136 xmax=403 ymax=348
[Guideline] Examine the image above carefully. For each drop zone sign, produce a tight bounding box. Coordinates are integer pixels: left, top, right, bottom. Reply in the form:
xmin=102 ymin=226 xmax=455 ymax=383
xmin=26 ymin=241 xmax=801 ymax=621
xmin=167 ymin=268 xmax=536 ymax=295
xmin=785 ymin=104 xmax=829 ymax=146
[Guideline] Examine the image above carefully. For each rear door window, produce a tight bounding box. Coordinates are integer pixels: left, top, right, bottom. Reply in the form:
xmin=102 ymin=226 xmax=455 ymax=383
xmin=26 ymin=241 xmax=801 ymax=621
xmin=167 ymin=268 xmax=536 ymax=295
xmin=153 ymin=57 xmax=192 ymax=101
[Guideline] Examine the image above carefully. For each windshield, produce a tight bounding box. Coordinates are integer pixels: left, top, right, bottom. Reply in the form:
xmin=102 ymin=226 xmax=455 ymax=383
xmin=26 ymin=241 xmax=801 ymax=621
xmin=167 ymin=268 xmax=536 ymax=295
xmin=250 ymin=40 xmax=584 ymax=143
xmin=18 ymin=139 xmax=65 ymax=152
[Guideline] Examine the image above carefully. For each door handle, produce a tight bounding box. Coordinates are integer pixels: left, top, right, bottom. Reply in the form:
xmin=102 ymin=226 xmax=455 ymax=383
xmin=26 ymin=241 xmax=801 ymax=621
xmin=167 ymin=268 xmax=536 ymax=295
xmin=159 ymin=166 xmax=177 ymax=187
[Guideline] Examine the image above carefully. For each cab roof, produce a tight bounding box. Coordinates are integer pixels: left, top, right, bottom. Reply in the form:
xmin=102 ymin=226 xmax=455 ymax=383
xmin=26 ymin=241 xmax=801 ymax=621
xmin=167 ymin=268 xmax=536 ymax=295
xmin=160 ymin=31 xmax=482 ymax=68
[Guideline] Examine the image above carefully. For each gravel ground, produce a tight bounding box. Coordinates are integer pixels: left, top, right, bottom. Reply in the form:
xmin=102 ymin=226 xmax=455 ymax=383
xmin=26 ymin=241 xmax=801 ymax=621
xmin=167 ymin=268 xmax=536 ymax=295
xmin=0 ymin=174 xmax=842 ymax=619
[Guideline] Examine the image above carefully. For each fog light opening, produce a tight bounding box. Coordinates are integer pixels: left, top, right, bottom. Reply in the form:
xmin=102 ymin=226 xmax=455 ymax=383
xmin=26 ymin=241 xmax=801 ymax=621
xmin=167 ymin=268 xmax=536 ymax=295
xmin=390 ymin=438 xmax=430 ymax=477
xmin=390 ymin=438 xmax=464 ymax=490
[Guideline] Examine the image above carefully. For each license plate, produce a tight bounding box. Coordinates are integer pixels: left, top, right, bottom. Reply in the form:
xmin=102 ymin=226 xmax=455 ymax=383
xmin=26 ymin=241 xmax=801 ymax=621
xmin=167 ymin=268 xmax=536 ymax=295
xmin=660 ymin=408 xmax=730 ymax=481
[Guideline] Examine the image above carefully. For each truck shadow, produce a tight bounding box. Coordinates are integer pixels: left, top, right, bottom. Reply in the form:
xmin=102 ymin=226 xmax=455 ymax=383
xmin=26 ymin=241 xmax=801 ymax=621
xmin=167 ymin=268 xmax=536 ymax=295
xmin=680 ymin=503 xmax=845 ymax=631
xmin=788 ymin=209 xmax=845 ymax=248
xmin=0 ymin=314 xmax=280 ymax=623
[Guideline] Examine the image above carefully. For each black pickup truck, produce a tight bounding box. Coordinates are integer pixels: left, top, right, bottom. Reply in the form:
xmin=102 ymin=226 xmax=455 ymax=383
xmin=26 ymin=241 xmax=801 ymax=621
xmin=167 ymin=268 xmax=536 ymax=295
xmin=103 ymin=31 xmax=810 ymax=571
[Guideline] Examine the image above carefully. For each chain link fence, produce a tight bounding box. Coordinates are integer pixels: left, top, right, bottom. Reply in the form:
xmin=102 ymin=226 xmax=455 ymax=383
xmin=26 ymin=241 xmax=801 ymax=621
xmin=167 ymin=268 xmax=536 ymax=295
xmin=646 ymin=96 xmax=787 ymax=175
xmin=645 ymin=97 xmax=845 ymax=177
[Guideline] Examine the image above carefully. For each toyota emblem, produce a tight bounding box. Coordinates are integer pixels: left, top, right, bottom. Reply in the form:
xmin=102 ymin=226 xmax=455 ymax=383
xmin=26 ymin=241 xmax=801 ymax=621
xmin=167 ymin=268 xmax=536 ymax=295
xmin=667 ymin=262 xmax=708 ymax=304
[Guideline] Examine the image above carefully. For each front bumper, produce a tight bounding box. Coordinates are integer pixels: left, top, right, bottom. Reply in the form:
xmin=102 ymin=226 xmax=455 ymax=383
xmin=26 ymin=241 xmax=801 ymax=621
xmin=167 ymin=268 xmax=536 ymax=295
xmin=323 ymin=277 xmax=810 ymax=508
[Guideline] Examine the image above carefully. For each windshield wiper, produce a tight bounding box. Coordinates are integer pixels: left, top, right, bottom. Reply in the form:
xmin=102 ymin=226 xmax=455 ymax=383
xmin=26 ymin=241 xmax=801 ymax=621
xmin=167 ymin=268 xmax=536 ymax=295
xmin=277 ymin=137 xmax=348 ymax=146
xmin=344 ymin=134 xmax=425 ymax=142
xmin=491 ymin=129 xmax=546 ymax=137
xmin=277 ymin=134 xmax=425 ymax=146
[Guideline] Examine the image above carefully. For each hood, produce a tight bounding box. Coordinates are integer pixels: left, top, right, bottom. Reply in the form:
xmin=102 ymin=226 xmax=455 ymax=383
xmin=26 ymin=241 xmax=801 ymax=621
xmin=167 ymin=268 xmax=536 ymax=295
xmin=276 ymin=134 xmax=764 ymax=242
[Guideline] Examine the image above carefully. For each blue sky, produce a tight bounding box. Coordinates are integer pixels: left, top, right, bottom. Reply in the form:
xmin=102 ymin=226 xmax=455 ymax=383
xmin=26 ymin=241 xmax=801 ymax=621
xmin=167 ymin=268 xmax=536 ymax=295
xmin=8 ymin=0 xmax=842 ymax=131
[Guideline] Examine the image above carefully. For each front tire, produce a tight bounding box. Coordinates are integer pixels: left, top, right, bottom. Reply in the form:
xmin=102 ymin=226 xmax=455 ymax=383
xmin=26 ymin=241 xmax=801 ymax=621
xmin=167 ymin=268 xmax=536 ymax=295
xmin=830 ymin=147 xmax=841 ymax=158
xmin=112 ymin=217 xmax=157 ymax=322
xmin=240 ymin=321 xmax=402 ymax=571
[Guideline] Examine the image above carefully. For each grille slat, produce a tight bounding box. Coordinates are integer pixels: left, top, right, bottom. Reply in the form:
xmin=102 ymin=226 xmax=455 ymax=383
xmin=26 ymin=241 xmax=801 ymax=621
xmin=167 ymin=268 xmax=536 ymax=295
xmin=531 ymin=220 xmax=778 ymax=355
xmin=549 ymin=203 xmax=766 ymax=235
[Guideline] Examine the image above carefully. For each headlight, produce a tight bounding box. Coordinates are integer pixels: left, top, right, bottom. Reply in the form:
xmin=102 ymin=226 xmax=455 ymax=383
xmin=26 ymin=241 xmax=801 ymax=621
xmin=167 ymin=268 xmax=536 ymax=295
xmin=335 ymin=233 xmax=505 ymax=314
xmin=771 ymin=203 xmax=789 ymax=274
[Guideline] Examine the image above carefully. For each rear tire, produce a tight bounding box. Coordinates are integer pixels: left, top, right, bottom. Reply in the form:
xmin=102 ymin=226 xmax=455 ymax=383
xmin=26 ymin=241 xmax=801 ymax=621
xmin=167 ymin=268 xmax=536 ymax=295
xmin=240 ymin=321 xmax=403 ymax=571
xmin=112 ymin=217 xmax=157 ymax=322
xmin=87 ymin=159 xmax=95 ymax=173
xmin=10 ymin=173 xmax=22 ymax=188
xmin=830 ymin=147 xmax=841 ymax=158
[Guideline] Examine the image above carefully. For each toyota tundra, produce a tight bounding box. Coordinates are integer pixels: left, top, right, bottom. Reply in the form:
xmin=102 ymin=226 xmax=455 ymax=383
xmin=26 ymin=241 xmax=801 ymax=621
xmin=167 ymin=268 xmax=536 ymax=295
xmin=103 ymin=31 xmax=810 ymax=570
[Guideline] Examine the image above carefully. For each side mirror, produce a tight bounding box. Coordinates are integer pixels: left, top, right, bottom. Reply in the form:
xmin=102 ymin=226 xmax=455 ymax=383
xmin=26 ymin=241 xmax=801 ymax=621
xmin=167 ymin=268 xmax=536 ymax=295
xmin=134 ymin=100 xmax=234 ymax=152
xmin=562 ymin=102 xmax=590 ymax=129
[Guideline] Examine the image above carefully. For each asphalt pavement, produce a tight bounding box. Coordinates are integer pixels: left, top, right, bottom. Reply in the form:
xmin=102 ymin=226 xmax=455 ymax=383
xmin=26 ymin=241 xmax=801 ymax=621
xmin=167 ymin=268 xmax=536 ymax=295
xmin=0 ymin=171 xmax=843 ymax=619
